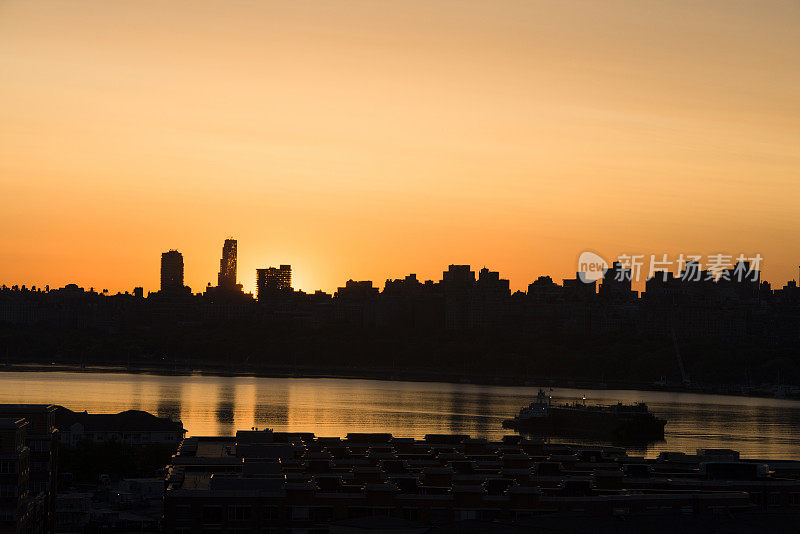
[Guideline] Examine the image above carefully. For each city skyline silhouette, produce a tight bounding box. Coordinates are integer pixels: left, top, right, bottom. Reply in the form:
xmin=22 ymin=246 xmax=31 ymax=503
xmin=2 ymin=240 xmax=794 ymax=298
xmin=2 ymin=1 xmax=799 ymax=297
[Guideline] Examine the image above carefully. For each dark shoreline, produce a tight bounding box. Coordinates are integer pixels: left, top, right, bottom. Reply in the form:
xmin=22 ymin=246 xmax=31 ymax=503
xmin=2 ymin=360 xmax=797 ymax=402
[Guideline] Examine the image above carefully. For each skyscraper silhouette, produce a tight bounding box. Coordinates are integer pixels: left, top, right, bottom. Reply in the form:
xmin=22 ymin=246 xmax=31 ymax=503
xmin=217 ymin=238 xmax=238 ymax=289
xmin=256 ymin=265 xmax=292 ymax=300
xmin=161 ymin=250 xmax=185 ymax=293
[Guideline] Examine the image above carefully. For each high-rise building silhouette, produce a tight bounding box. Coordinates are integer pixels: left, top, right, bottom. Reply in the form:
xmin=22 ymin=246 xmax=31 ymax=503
xmin=256 ymin=265 xmax=292 ymax=300
xmin=598 ymin=261 xmax=634 ymax=301
xmin=0 ymin=418 xmax=30 ymax=534
xmin=0 ymin=405 xmax=58 ymax=534
xmin=160 ymin=250 xmax=185 ymax=293
xmin=442 ymin=264 xmax=475 ymax=330
xmin=217 ymin=238 xmax=238 ymax=289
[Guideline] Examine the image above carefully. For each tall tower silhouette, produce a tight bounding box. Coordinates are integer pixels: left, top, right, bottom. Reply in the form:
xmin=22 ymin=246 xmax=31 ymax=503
xmin=161 ymin=250 xmax=184 ymax=293
xmin=217 ymin=238 xmax=237 ymax=289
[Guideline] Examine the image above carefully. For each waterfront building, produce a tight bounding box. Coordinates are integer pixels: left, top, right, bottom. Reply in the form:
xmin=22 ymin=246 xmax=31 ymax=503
xmin=561 ymin=272 xmax=596 ymax=301
xmin=333 ymin=280 xmax=379 ymax=327
xmin=598 ymin=261 xmax=635 ymax=302
xmin=54 ymin=407 xmax=185 ymax=448
xmin=441 ymin=265 xmax=475 ymax=330
xmin=335 ymin=280 xmax=378 ymax=300
xmin=470 ymin=267 xmax=510 ymax=330
xmin=377 ymin=274 xmax=444 ymax=330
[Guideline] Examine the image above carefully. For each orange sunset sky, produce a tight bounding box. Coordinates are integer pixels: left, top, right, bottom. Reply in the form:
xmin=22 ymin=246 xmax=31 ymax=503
xmin=1 ymin=0 xmax=799 ymax=295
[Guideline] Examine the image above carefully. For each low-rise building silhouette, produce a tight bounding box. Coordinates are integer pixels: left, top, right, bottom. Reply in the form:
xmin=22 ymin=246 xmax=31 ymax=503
xmin=54 ymin=407 xmax=185 ymax=447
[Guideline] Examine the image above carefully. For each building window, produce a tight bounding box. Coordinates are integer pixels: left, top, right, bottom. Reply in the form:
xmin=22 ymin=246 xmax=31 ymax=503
xmin=174 ymin=505 xmax=192 ymax=521
xmin=429 ymin=508 xmax=450 ymax=523
xmin=401 ymin=508 xmax=419 ymax=521
xmin=202 ymin=505 xmax=223 ymax=523
xmin=228 ymin=505 xmax=252 ymax=522
xmin=311 ymin=507 xmax=333 ymax=522
xmin=31 ymin=440 xmax=50 ymax=452
xmin=454 ymin=509 xmax=477 ymax=521
xmin=31 ymin=461 xmax=48 ymax=472
xmin=347 ymin=507 xmax=370 ymax=519
xmin=263 ymin=506 xmax=280 ymax=521
xmin=0 ymin=461 xmax=16 ymax=474
xmin=291 ymin=506 xmax=309 ymax=521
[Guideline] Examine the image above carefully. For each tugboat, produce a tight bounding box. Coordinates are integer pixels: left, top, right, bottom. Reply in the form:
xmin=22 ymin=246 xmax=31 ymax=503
xmin=503 ymin=389 xmax=666 ymax=440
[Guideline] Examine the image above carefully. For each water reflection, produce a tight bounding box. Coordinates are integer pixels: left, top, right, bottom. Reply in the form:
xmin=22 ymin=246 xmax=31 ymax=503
xmin=215 ymin=380 xmax=236 ymax=436
xmin=253 ymin=380 xmax=288 ymax=430
xmin=156 ymin=380 xmax=182 ymax=422
xmin=471 ymin=391 xmax=492 ymax=436
xmin=0 ymin=371 xmax=799 ymax=460
xmin=130 ymin=379 xmax=143 ymax=411
xmin=447 ymin=389 xmax=467 ymax=433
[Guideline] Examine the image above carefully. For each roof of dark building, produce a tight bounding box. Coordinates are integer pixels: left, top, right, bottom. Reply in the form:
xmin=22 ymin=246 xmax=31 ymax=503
xmin=0 ymin=404 xmax=56 ymax=414
xmin=54 ymin=406 xmax=184 ymax=433
xmin=427 ymin=513 xmax=800 ymax=534
xmin=0 ymin=417 xmax=28 ymax=430
xmin=329 ymin=516 xmax=427 ymax=531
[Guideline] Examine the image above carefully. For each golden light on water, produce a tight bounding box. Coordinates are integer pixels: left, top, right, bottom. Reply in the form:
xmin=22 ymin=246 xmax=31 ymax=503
xmin=3 ymin=371 xmax=800 ymax=459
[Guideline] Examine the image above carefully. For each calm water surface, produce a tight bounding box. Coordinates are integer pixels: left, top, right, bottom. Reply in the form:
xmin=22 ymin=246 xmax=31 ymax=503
xmin=1 ymin=371 xmax=799 ymax=460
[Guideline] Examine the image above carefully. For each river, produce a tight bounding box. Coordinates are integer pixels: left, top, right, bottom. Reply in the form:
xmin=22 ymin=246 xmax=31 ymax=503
xmin=1 ymin=371 xmax=799 ymax=459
